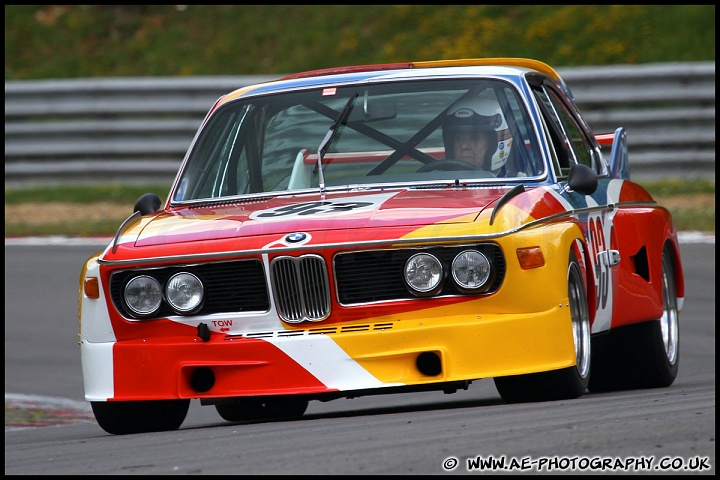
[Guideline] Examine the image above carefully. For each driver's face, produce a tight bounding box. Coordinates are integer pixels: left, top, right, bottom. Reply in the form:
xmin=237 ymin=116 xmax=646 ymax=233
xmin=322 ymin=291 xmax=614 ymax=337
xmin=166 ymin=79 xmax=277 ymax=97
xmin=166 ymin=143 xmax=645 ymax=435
xmin=453 ymin=131 xmax=492 ymax=167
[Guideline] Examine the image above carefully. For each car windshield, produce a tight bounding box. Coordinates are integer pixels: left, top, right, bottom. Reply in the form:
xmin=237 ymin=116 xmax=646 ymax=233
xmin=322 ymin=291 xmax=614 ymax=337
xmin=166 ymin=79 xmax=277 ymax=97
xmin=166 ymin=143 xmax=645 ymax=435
xmin=172 ymin=78 xmax=545 ymax=203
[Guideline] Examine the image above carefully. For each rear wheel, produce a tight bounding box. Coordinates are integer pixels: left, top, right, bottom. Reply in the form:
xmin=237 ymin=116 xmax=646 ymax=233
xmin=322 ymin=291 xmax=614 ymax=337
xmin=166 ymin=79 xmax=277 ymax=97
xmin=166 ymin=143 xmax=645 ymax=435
xmin=494 ymin=250 xmax=591 ymax=403
xmin=215 ymin=397 xmax=309 ymax=422
xmin=589 ymin=246 xmax=679 ymax=391
xmin=91 ymin=399 xmax=190 ymax=435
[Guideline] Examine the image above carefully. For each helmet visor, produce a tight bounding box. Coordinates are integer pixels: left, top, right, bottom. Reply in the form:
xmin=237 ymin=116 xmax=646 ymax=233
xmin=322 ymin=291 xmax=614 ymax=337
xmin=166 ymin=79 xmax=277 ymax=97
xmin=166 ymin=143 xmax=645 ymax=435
xmin=444 ymin=108 xmax=502 ymax=132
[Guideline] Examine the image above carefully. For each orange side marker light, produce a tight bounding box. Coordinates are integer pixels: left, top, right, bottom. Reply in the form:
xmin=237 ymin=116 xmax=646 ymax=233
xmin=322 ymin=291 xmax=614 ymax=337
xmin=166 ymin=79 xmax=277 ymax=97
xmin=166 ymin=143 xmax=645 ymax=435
xmin=516 ymin=247 xmax=545 ymax=270
xmin=84 ymin=277 xmax=100 ymax=299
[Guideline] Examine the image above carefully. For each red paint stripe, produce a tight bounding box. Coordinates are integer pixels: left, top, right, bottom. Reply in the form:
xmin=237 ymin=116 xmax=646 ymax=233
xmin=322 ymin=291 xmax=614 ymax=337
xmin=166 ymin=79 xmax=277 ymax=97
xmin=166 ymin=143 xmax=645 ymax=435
xmin=112 ymin=337 xmax=330 ymax=399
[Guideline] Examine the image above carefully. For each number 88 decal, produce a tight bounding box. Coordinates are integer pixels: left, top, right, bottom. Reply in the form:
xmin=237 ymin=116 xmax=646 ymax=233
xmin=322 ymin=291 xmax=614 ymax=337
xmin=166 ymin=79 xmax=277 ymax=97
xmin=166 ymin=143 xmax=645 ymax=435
xmin=588 ymin=214 xmax=610 ymax=311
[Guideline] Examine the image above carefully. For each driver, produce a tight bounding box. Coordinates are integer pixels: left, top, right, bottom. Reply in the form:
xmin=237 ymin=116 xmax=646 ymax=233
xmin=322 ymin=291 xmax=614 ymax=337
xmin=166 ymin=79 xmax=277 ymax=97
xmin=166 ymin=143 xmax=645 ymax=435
xmin=442 ymin=92 xmax=511 ymax=173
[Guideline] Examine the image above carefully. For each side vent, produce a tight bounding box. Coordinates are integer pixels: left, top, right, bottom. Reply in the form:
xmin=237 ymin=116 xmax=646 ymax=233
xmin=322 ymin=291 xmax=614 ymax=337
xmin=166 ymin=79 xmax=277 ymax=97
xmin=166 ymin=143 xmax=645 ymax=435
xmin=631 ymin=246 xmax=650 ymax=281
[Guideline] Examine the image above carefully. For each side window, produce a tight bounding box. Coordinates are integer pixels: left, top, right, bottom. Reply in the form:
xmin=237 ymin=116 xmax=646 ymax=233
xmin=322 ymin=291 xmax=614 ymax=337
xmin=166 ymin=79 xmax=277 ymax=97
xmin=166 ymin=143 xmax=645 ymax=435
xmin=533 ymin=87 xmax=572 ymax=176
xmin=538 ymin=116 xmax=564 ymax=177
xmin=545 ymin=88 xmax=595 ymax=170
xmin=175 ymin=107 xmax=247 ymax=200
xmin=533 ymin=83 xmax=602 ymax=175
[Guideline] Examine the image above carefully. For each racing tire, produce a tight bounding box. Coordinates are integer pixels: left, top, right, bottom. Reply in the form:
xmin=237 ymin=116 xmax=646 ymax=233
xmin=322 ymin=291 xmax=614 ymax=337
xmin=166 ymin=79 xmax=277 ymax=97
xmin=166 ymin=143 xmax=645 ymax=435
xmin=588 ymin=246 xmax=679 ymax=392
xmin=215 ymin=397 xmax=309 ymax=422
xmin=91 ymin=399 xmax=190 ymax=435
xmin=494 ymin=250 xmax=591 ymax=403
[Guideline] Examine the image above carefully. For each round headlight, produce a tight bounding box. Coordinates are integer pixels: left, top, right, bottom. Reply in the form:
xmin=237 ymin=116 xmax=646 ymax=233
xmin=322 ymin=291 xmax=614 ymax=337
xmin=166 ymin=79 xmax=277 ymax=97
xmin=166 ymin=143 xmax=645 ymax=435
xmin=452 ymin=250 xmax=491 ymax=291
xmin=124 ymin=275 xmax=162 ymax=316
xmin=404 ymin=253 xmax=443 ymax=295
xmin=165 ymin=272 xmax=204 ymax=313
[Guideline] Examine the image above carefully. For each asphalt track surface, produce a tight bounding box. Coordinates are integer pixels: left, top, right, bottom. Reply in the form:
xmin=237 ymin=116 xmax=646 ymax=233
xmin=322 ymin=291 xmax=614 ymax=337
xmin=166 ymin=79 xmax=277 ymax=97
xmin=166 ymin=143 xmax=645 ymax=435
xmin=4 ymin=235 xmax=715 ymax=475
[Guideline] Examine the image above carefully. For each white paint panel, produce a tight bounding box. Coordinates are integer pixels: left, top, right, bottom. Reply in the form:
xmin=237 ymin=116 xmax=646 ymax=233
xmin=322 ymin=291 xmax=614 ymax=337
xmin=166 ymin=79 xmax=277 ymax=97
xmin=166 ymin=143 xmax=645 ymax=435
xmin=80 ymin=258 xmax=117 ymax=343
xmin=266 ymin=335 xmax=403 ymax=390
xmin=81 ymin=341 xmax=115 ymax=401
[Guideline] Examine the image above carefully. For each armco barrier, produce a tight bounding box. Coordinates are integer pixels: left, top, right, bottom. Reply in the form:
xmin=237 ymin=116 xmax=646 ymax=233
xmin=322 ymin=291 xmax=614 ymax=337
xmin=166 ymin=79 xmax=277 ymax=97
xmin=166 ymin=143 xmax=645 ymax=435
xmin=4 ymin=62 xmax=715 ymax=187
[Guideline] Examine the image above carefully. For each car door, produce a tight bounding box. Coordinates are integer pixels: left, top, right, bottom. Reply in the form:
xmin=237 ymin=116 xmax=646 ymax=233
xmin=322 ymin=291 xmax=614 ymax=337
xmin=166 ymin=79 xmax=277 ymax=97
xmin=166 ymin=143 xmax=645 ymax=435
xmin=531 ymin=77 xmax=619 ymax=334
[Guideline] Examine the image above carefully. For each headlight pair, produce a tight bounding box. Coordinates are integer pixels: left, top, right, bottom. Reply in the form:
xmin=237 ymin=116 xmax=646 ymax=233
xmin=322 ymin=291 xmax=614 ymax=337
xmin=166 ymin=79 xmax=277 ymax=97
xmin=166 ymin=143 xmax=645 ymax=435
xmin=124 ymin=272 xmax=203 ymax=317
xmin=404 ymin=249 xmax=492 ymax=297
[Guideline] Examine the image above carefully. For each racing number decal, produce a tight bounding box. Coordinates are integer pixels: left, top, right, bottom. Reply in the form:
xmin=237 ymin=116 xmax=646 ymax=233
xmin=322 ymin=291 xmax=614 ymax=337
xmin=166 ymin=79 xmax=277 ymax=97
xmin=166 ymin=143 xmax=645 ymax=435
xmin=255 ymin=201 xmax=373 ymax=218
xmin=549 ymin=183 xmax=618 ymax=333
xmin=588 ymin=216 xmax=609 ymax=310
xmin=586 ymin=210 xmax=617 ymax=333
xmin=249 ymin=193 xmax=396 ymax=220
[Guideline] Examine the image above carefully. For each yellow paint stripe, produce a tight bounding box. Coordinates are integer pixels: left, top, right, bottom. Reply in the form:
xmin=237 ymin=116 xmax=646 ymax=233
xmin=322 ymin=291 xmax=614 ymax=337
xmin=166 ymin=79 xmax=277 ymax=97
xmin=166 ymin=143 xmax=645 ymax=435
xmin=413 ymin=58 xmax=561 ymax=80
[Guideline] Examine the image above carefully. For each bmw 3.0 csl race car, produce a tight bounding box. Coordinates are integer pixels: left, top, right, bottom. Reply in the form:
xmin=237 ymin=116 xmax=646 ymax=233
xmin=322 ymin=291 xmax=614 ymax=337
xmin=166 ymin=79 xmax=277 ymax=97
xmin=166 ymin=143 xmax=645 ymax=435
xmin=79 ymin=58 xmax=685 ymax=435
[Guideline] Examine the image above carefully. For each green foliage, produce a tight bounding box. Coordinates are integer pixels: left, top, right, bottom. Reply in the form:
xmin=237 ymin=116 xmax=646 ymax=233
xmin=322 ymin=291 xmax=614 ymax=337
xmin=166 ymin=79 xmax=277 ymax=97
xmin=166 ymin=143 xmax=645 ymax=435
xmin=669 ymin=207 xmax=715 ymax=233
xmin=641 ymin=178 xmax=716 ymax=197
xmin=641 ymin=179 xmax=715 ymax=233
xmin=4 ymin=5 xmax=715 ymax=80
xmin=5 ymin=219 xmax=128 ymax=238
xmin=4 ymin=184 xmax=169 ymax=204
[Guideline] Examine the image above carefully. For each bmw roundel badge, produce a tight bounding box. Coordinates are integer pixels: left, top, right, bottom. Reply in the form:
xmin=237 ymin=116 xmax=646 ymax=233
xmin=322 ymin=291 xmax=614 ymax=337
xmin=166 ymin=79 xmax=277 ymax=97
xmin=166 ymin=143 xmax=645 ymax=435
xmin=286 ymin=232 xmax=307 ymax=243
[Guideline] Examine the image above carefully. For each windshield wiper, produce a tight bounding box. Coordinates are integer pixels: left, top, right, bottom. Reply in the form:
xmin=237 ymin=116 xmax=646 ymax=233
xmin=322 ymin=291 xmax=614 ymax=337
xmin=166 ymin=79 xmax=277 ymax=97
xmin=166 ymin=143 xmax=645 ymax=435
xmin=315 ymin=92 xmax=358 ymax=195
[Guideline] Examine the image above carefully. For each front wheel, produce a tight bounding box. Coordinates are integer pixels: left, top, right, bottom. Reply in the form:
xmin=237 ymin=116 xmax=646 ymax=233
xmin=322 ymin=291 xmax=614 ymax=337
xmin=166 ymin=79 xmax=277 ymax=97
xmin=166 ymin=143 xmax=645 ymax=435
xmin=494 ymin=250 xmax=591 ymax=403
xmin=91 ymin=399 xmax=190 ymax=435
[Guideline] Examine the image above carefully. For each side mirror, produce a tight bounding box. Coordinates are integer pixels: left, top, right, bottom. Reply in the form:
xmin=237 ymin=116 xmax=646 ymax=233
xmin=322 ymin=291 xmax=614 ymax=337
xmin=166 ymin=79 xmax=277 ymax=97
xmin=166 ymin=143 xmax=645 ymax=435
xmin=567 ymin=164 xmax=598 ymax=195
xmin=134 ymin=193 xmax=162 ymax=215
xmin=607 ymin=127 xmax=629 ymax=180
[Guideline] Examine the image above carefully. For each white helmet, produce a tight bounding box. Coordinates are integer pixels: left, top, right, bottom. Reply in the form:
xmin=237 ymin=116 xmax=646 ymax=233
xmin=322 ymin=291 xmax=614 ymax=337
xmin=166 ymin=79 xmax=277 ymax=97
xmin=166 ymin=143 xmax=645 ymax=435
xmin=442 ymin=91 xmax=512 ymax=171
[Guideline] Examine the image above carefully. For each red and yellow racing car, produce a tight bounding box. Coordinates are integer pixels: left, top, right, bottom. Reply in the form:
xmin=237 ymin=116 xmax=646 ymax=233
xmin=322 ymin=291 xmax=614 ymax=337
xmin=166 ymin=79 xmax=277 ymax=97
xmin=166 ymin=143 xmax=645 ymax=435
xmin=78 ymin=58 xmax=684 ymax=434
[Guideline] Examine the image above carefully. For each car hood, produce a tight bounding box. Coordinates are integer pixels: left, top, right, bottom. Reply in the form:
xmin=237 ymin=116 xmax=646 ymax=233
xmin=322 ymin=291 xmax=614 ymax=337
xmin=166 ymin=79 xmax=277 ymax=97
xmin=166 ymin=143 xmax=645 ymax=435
xmin=125 ymin=188 xmax=513 ymax=249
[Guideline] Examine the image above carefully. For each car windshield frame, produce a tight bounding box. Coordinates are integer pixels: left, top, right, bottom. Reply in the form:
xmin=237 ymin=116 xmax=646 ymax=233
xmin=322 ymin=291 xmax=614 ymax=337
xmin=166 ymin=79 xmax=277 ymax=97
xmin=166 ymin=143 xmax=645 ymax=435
xmin=171 ymin=77 xmax=547 ymax=205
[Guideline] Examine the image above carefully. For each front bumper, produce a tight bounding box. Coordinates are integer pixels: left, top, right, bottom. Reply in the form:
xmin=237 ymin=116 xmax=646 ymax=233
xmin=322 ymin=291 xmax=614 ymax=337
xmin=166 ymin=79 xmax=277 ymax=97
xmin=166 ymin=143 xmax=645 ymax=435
xmin=82 ymin=302 xmax=576 ymax=402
